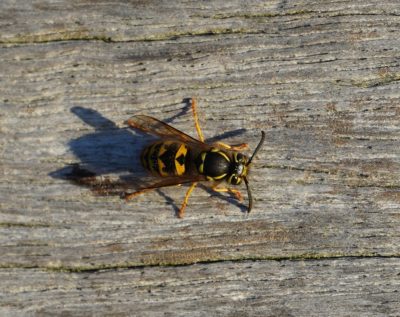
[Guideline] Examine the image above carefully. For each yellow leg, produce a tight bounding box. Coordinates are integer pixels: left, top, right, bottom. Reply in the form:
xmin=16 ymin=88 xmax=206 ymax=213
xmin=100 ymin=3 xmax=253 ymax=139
xmin=191 ymin=97 xmax=205 ymax=142
xmin=214 ymin=141 xmax=249 ymax=151
xmin=212 ymin=185 xmax=243 ymax=202
xmin=178 ymin=182 xmax=198 ymax=218
xmin=124 ymin=188 xmax=154 ymax=201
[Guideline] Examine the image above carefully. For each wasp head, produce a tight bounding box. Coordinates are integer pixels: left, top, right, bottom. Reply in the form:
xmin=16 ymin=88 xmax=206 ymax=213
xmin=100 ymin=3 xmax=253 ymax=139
xmin=227 ymin=152 xmax=249 ymax=185
xmin=228 ymin=131 xmax=265 ymax=213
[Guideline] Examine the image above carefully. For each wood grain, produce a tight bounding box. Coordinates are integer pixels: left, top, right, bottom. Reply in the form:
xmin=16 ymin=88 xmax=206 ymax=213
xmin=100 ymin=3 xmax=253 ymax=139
xmin=1 ymin=0 xmax=399 ymax=315
xmin=1 ymin=258 xmax=399 ymax=316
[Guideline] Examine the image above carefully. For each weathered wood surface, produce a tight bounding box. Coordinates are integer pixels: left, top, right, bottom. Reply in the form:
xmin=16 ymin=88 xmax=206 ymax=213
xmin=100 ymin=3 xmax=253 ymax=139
xmin=1 ymin=258 xmax=399 ymax=316
xmin=1 ymin=0 xmax=399 ymax=316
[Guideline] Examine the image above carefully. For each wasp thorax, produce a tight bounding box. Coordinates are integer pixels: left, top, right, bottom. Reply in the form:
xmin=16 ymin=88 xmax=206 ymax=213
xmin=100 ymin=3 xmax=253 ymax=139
xmin=196 ymin=148 xmax=231 ymax=181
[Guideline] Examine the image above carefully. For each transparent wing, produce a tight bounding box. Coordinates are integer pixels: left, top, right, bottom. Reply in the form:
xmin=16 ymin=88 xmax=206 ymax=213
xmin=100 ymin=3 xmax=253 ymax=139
xmin=127 ymin=115 xmax=208 ymax=148
xmin=126 ymin=174 xmax=205 ymax=192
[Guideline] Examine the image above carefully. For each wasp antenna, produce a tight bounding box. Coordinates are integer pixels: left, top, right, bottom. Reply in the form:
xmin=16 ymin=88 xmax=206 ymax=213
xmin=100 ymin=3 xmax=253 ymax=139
xmin=248 ymin=131 xmax=266 ymax=165
xmin=244 ymin=131 xmax=265 ymax=213
xmin=244 ymin=177 xmax=253 ymax=213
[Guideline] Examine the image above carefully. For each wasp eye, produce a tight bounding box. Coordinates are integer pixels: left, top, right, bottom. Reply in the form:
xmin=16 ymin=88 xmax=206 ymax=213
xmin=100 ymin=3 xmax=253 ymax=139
xmin=235 ymin=153 xmax=248 ymax=164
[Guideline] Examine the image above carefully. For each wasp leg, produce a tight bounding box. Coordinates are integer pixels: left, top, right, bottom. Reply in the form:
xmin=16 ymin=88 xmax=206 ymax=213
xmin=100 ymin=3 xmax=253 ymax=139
xmin=191 ymin=97 xmax=205 ymax=142
xmin=124 ymin=188 xmax=155 ymax=201
xmin=212 ymin=185 xmax=243 ymax=201
xmin=214 ymin=141 xmax=249 ymax=151
xmin=178 ymin=182 xmax=198 ymax=218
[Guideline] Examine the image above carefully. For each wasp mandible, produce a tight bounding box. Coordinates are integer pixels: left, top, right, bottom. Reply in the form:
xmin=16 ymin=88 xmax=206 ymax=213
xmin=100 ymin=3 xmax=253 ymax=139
xmin=125 ymin=98 xmax=265 ymax=218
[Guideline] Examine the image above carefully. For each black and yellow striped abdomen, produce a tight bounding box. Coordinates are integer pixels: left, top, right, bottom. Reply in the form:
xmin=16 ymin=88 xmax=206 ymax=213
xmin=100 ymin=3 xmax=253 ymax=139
xmin=141 ymin=141 xmax=189 ymax=177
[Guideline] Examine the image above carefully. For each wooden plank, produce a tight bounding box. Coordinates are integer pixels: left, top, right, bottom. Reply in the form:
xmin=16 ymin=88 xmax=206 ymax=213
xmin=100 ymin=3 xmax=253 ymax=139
xmin=1 ymin=258 xmax=399 ymax=316
xmin=0 ymin=0 xmax=399 ymax=315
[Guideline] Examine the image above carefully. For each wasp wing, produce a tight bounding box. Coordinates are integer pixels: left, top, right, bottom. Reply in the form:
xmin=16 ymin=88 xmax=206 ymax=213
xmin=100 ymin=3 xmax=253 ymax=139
xmin=127 ymin=115 xmax=207 ymax=147
xmin=125 ymin=174 xmax=206 ymax=194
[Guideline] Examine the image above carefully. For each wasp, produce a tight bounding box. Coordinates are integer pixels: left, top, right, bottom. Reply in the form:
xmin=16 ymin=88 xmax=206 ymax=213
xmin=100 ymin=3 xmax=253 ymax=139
xmin=125 ymin=98 xmax=265 ymax=218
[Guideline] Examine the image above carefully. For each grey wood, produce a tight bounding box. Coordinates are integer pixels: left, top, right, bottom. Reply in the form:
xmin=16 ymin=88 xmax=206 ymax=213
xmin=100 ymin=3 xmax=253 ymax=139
xmin=0 ymin=0 xmax=399 ymax=316
xmin=1 ymin=258 xmax=399 ymax=317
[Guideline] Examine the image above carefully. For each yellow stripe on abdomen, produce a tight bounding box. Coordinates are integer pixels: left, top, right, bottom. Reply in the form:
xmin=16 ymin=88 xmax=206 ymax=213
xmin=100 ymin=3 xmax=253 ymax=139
xmin=174 ymin=144 xmax=188 ymax=176
xmin=142 ymin=141 xmax=189 ymax=177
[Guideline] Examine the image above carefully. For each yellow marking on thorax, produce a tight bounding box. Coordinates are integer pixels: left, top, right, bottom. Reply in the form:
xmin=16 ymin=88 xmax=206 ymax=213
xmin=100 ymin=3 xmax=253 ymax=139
xmin=212 ymin=173 xmax=227 ymax=180
xmin=211 ymin=148 xmax=230 ymax=162
xmin=206 ymin=173 xmax=228 ymax=182
xmin=198 ymin=152 xmax=207 ymax=174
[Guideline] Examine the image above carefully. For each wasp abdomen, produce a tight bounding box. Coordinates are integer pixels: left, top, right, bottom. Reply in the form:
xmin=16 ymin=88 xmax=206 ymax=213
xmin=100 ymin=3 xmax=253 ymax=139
xmin=141 ymin=141 xmax=189 ymax=177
